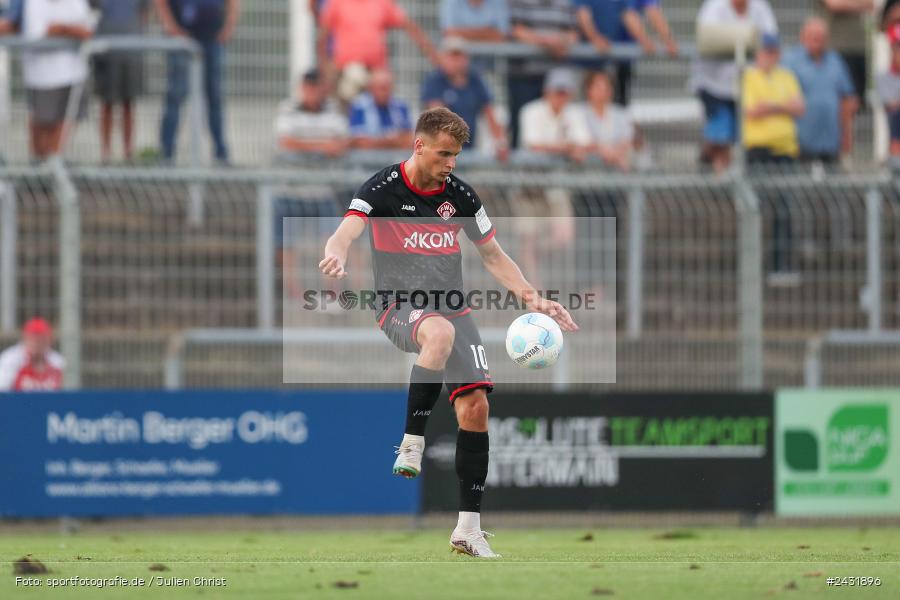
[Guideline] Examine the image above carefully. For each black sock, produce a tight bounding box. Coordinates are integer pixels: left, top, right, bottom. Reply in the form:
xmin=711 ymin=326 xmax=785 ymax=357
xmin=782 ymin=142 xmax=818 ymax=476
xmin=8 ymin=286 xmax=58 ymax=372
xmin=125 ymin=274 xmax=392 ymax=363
xmin=456 ymin=429 xmax=489 ymax=513
xmin=405 ymin=365 xmax=444 ymax=436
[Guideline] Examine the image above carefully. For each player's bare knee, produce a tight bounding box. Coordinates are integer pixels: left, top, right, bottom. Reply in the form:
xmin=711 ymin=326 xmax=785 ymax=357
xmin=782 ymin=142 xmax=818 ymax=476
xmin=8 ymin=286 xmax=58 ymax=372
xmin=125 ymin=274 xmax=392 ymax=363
xmin=419 ymin=318 xmax=455 ymax=361
xmin=454 ymin=391 xmax=489 ymax=430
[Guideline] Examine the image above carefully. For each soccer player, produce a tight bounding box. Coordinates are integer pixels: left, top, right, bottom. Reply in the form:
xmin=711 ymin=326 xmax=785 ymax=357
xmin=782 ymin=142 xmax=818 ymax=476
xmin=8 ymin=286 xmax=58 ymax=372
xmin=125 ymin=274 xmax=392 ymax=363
xmin=319 ymin=107 xmax=578 ymax=558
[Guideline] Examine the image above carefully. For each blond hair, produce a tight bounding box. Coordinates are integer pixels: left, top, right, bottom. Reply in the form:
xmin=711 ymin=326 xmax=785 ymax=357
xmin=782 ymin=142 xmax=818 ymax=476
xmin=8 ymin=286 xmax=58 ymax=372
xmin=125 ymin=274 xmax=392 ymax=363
xmin=415 ymin=107 xmax=471 ymax=146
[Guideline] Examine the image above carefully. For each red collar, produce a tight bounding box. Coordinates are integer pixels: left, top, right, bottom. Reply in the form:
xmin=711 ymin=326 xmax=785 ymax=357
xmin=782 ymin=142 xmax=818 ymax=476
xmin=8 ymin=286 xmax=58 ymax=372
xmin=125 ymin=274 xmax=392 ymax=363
xmin=401 ymin=161 xmax=446 ymax=196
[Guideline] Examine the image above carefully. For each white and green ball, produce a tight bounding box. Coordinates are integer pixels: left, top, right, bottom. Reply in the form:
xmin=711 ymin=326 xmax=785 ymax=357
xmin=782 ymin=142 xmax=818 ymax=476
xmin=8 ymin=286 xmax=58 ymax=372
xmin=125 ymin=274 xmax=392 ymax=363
xmin=505 ymin=312 xmax=563 ymax=369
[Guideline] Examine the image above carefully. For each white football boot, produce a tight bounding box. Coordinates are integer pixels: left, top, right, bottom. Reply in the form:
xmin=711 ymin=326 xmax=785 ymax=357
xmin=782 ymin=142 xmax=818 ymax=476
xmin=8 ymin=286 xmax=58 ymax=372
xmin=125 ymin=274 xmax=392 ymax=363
xmin=449 ymin=528 xmax=501 ymax=558
xmin=392 ymin=434 xmax=424 ymax=479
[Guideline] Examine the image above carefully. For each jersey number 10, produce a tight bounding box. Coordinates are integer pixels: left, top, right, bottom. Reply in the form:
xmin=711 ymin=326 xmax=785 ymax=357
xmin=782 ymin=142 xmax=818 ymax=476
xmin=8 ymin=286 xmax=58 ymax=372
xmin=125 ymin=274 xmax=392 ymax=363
xmin=470 ymin=344 xmax=488 ymax=370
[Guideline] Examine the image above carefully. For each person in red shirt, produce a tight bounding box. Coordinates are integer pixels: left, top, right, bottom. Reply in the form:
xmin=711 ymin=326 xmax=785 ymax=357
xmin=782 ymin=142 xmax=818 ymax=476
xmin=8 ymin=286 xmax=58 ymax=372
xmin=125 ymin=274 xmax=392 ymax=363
xmin=0 ymin=318 xmax=65 ymax=391
xmin=316 ymin=0 xmax=439 ymax=100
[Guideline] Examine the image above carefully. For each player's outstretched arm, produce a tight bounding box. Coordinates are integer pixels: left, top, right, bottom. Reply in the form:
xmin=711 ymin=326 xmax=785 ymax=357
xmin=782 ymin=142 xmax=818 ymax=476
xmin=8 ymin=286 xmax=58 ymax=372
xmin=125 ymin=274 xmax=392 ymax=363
xmin=320 ymin=215 xmax=366 ymax=279
xmin=475 ymin=238 xmax=579 ymax=332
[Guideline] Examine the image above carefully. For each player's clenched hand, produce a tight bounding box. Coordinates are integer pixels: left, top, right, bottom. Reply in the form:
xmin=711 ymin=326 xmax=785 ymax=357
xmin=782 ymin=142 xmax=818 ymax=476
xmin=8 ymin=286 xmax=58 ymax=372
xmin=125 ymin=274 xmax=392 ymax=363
xmin=528 ymin=297 xmax=578 ymax=332
xmin=318 ymin=255 xmax=347 ymax=279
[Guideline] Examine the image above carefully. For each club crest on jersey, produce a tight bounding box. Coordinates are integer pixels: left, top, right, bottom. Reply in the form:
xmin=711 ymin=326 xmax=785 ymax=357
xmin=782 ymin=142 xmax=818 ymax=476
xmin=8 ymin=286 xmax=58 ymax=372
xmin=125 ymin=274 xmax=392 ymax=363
xmin=437 ymin=201 xmax=457 ymax=221
xmin=409 ymin=309 xmax=424 ymax=323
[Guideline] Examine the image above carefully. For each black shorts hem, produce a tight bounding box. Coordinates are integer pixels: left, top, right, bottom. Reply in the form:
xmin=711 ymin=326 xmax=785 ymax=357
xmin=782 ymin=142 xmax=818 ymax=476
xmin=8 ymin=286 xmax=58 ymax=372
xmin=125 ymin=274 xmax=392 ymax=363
xmin=448 ymin=381 xmax=494 ymax=404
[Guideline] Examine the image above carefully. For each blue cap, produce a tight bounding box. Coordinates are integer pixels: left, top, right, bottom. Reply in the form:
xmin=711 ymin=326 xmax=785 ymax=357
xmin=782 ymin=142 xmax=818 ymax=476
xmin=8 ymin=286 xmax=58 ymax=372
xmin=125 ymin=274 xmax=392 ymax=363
xmin=761 ymin=32 xmax=780 ymax=50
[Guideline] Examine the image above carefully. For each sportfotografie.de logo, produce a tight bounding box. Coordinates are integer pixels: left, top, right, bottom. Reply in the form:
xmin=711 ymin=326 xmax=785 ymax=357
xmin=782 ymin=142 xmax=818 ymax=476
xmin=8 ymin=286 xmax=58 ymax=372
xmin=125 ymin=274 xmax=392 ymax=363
xmin=298 ymin=289 xmax=599 ymax=312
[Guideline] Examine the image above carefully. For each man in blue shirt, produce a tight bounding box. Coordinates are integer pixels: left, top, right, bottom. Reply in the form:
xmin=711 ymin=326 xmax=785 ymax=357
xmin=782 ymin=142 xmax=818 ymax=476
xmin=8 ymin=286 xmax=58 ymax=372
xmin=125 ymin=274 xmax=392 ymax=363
xmin=782 ymin=16 xmax=858 ymax=163
xmin=575 ymin=0 xmax=676 ymax=105
xmin=1 ymin=0 xmax=22 ymax=25
xmin=155 ymin=0 xmax=240 ymax=164
xmin=421 ymin=37 xmax=508 ymax=160
xmin=348 ymin=68 xmax=412 ymax=150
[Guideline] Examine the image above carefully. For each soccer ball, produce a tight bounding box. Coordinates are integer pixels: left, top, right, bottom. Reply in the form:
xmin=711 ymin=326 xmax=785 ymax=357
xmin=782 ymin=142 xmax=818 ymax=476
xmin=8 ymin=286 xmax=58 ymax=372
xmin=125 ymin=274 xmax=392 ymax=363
xmin=505 ymin=313 xmax=563 ymax=369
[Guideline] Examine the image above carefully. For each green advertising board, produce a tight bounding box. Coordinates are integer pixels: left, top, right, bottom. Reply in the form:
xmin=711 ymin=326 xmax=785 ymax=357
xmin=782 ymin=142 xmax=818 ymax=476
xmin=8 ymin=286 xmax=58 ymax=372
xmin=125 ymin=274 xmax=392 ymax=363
xmin=776 ymin=389 xmax=900 ymax=516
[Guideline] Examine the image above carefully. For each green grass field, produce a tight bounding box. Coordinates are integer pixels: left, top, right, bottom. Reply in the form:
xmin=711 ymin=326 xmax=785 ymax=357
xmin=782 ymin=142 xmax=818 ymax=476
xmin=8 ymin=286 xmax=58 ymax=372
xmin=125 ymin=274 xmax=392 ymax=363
xmin=3 ymin=527 xmax=899 ymax=599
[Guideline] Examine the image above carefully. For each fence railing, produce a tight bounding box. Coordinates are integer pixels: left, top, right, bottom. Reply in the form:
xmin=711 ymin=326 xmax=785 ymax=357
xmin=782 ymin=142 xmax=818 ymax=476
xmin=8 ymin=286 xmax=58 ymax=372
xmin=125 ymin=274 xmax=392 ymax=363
xmin=804 ymin=330 xmax=900 ymax=388
xmin=1 ymin=161 xmax=897 ymax=390
xmin=162 ymin=327 xmax=574 ymax=391
xmin=0 ymin=177 xmax=14 ymax=332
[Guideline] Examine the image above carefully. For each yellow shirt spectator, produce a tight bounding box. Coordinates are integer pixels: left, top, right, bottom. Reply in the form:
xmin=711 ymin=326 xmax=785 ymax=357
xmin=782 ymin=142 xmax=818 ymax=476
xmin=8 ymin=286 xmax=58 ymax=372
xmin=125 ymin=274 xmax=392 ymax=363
xmin=742 ymin=65 xmax=803 ymax=158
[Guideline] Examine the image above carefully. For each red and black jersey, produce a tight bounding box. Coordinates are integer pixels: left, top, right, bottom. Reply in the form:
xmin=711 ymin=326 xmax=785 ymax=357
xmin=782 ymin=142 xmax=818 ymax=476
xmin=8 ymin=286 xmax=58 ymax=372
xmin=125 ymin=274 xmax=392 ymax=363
xmin=344 ymin=161 xmax=496 ymax=318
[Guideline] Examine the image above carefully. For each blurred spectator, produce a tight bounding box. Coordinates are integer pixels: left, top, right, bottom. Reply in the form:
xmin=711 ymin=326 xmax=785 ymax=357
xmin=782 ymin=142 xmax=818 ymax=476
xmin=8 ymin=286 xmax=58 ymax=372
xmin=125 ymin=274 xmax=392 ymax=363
xmin=310 ymin=0 xmax=331 ymax=67
xmin=348 ymin=68 xmax=412 ymax=150
xmin=318 ymin=0 xmax=439 ymax=102
xmin=743 ymin=33 xmax=804 ymax=282
xmin=0 ymin=0 xmax=17 ymax=27
xmin=623 ymin=0 xmax=678 ymax=56
xmin=816 ymin=1 xmax=873 ymax=104
xmin=783 ymin=17 xmax=858 ymax=164
xmin=516 ymin=67 xmax=583 ymax=289
xmin=876 ymin=23 xmax=900 ymax=158
xmin=319 ymin=0 xmax=438 ymax=69
xmin=574 ymin=0 xmax=630 ymax=106
xmin=274 ymin=68 xmax=348 ymax=299
xmin=575 ymin=1 xmax=677 ymax=106
xmin=155 ymin=0 xmax=240 ymax=165
xmin=692 ymin=0 xmax=778 ymax=173
xmin=508 ymin=0 xmax=578 ymax=148
xmin=519 ymin=67 xmax=591 ymax=161
xmin=743 ymin=34 xmax=804 ymax=163
xmin=580 ymin=70 xmax=635 ymax=171
xmin=421 ymin=36 xmax=509 ymax=160
xmin=884 ymin=0 xmax=900 ymax=30
xmin=91 ymin=0 xmax=150 ymax=163
xmin=0 ymin=0 xmax=15 ymax=137
xmin=0 ymin=0 xmax=94 ymax=161
xmin=0 ymin=318 xmax=65 ymax=391
xmin=440 ymin=0 xmax=510 ymax=41
xmin=0 ymin=0 xmax=23 ymax=39
xmin=276 ymin=69 xmax=348 ymax=158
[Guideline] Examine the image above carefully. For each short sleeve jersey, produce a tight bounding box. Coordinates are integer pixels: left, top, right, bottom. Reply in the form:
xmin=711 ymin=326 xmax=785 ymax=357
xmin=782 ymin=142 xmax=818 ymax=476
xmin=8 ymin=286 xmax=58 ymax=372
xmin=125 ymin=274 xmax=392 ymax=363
xmin=345 ymin=162 xmax=496 ymax=317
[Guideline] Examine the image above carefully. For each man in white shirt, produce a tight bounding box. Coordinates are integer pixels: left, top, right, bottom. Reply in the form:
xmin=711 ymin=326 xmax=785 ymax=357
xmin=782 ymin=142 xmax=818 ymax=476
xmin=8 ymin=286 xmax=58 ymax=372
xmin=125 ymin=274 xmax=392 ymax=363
xmin=691 ymin=0 xmax=778 ymax=172
xmin=515 ymin=67 xmax=584 ymax=287
xmin=275 ymin=68 xmax=349 ymax=158
xmin=274 ymin=68 xmax=350 ymax=299
xmin=0 ymin=0 xmax=94 ymax=160
xmin=0 ymin=317 xmax=65 ymax=392
xmin=519 ymin=67 xmax=591 ymax=163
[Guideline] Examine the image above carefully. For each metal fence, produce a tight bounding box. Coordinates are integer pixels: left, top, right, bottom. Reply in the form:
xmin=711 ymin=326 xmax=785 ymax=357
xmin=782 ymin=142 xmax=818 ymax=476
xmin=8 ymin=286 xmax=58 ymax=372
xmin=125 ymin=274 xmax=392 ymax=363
xmin=2 ymin=161 xmax=898 ymax=391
